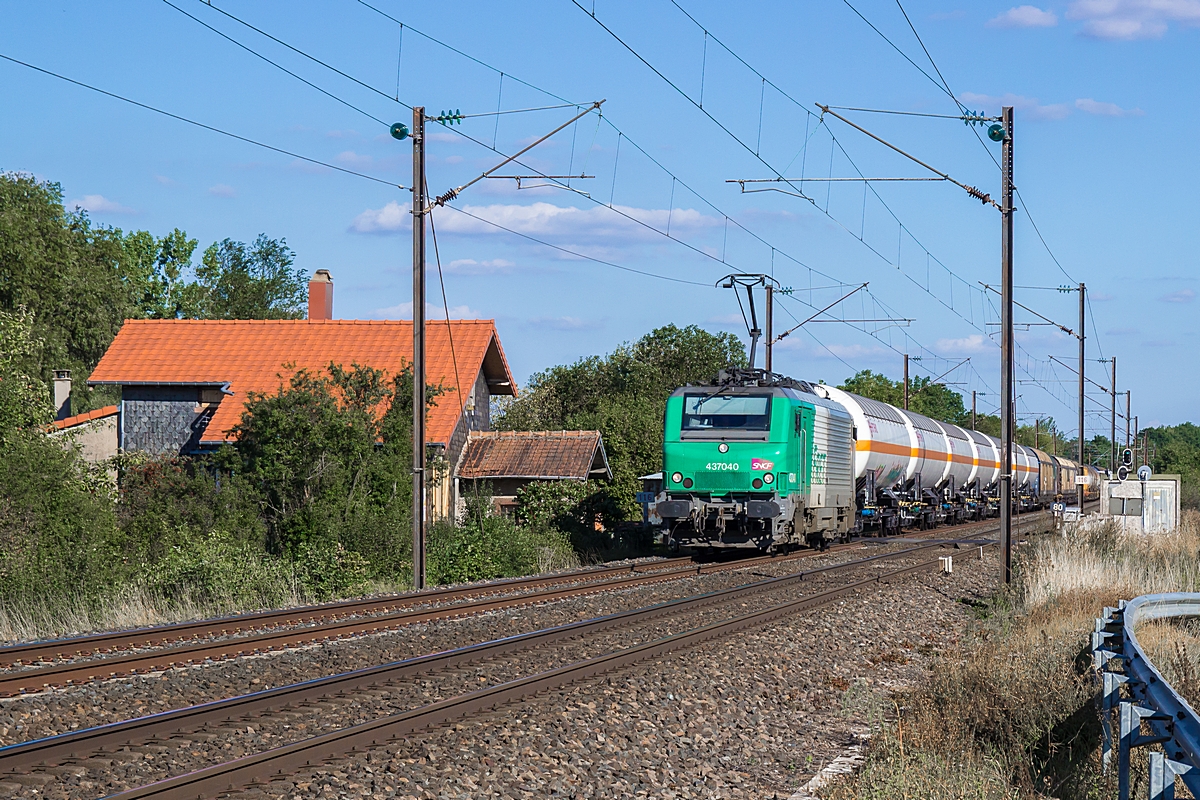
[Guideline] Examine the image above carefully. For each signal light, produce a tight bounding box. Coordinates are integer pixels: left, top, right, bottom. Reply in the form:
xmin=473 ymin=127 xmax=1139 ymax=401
xmin=763 ymin=473 xmax=775 ymax=485
xmin=682 ymin=477 xmax=693 ymax=489
xmin=1117 ymin=465 xmax=1129 ymax=481
xmin=752 ymin=478 xmax=763 ymax=489
xmin=1121 ymin=448 xmax=1134 ymax=467
xmin=671 ymin=472 xmax=683 ymax=484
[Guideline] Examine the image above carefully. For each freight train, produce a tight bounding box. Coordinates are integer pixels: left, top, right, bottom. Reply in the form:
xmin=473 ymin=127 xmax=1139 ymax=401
xmin=655 ymin=368 xmax=1102 ymax=551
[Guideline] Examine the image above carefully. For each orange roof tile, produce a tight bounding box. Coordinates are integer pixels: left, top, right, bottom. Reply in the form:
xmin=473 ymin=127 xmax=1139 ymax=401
xmin=50 ymin=405 xmax=119 ymax=431
xmin=88 ymin=320 xmax=515 ymax=446
xmin=458 ymin=430 xmax=611 ymax=480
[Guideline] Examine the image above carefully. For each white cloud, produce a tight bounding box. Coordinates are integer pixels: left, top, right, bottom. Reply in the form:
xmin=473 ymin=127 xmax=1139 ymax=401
xmin=208 ymin=184 xmax=237 ymax=198
xmin=705 ymin=313 xmax=747 ymax=326
xmin=933 ymin=334 xmax=993 ymax=354
xmin=1075 ymin=97 xmax=1144 ymax=116
xmin=370 ymin=301 xmax=482 ymax=320
xmin=1067 ymin=0 xmax=1200 ymax=39
xmin=959 ymin=92 xmax=1071 ymax=120
xmin=988 ymin=5 xmax=1058 ymax=27
xmin=445 ymin=258 xmax=518 ymax=275
xmin=67 ymin=194 xmax=136 ymax=215
xmin=348 ymin=200 xmax=721 ymax=242
xmin=436 ymin=201 xmax=721 ymax=240
xmin=1160 ymin=288 xmax=1195 ymax=303
xmin=527 ymin=316 xmax=604 ymax=331
xmin=335 ymin=150 xmax=374 ymax=167
xmin=350 ymin=201 xmax=411 ymax=233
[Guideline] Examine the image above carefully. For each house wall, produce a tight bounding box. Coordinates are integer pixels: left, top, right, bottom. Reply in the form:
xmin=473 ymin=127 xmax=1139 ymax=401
xmin=121 ymin=386 xmax=216 ymax=455
xmin=438 ymin=370 xmax=493 ymax=521
xmin=50 ymin=415 xmax=119 ymax=463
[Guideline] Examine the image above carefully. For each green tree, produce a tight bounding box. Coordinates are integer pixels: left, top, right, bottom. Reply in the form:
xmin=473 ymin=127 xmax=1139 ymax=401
xmin=0 ymin=173 xmax=134 ymax=411
xmin=0 ymin=306 xmax=55 ymax=433
xmin=228 ymin=362 xmax=443 ymax=579
xmin=195 ymin=235 xmax=308 ymax=320
xmin=120 ymin=228 xmax=204 ymax=319
xmin=495 ymin=324 xmax=746 ymax=520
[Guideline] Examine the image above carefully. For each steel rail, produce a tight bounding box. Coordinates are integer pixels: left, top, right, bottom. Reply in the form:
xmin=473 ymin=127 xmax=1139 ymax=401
xmin=102 ymin=548 xmax=981 ymax=800
xmin=0 ymin=536 xmax=974 ymax=773
xmin=0 ymin=520 xmax=1009 ymax=696
xmin=1094 ymin=593 xmax=1200 ymax=799
xmin=0 ymin=557 xmax=698 ymax=666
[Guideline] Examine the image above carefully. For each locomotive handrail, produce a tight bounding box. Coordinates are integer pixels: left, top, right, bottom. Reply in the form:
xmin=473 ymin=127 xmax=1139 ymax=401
xmin=1094 ymin=593 xmax=1200 ymax=799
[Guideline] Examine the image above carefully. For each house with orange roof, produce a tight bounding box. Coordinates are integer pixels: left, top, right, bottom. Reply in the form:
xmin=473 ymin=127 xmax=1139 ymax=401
xmin=86 ymin=271 xmax=517 ymax=520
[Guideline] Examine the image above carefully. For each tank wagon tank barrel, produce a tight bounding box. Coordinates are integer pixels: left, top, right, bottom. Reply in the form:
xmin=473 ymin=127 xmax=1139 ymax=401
xmin=656 ymin=367 xmax=1100 ymax=551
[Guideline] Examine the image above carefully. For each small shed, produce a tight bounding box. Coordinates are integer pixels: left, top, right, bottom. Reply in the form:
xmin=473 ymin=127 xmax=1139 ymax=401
xmin=1100 ymin=474 xmax=1182 ymax=534
xmin=456 ymin=430 xmax=611 ymax=515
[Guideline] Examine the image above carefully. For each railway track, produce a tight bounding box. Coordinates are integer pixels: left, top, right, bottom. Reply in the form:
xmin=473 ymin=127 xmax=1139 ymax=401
xmin=0 ymin=529 xmax=1013 ymax=799
xmin=0 ymin=516 xmax=1023 ymax=698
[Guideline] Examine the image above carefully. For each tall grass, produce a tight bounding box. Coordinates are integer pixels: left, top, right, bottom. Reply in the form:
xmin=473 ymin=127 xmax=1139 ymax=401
xmin=830 ymin=511 xmax=1200 ymax=800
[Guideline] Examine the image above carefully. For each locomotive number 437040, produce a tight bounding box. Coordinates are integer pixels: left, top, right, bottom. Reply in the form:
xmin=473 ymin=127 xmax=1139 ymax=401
xmin=705 ymin=462 xmax=740 ymax=471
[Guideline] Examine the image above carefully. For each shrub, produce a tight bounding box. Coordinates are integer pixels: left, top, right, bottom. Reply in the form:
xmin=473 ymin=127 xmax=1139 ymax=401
xmin=0 ymin=430 xmax=122 ymax=602
xmin=428 ymin=488 xmax=577 ymax=585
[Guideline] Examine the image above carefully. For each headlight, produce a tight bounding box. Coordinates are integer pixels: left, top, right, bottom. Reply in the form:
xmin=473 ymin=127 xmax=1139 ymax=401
xmin=671 ymin=472 xmax=683 ymax=484
xmin=752 ymin=478 xmax=763 ymax=489
xmin=683 ymin=478 xmax=693 ymax=489
xmin=763 ymin=472 xmax=775 ymax=484
xmin=718 ymin=442 xmax=729 ymax=453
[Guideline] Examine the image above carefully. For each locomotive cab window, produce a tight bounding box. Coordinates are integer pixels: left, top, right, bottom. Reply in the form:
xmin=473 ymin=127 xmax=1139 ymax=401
xmin=682 ymin=394 xmax=771 ymax=432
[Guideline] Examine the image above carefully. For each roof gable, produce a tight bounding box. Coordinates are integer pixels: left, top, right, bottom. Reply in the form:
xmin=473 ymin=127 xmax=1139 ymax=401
xmin=458 ymin=430 xmax=611 ymax=481
xmin=88 ymin=319 xmax=515 ymax=446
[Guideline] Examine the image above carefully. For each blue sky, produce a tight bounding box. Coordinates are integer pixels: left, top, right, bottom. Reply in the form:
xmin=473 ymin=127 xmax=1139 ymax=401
xmin=2 ymin=0 xmax=1195 ymax=433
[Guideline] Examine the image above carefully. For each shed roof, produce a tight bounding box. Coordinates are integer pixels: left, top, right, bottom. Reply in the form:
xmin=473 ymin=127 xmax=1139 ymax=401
xmin=458 ymin=430 xmax=611 ymax=481
xmin=50 ymin=405 xmax=119 ymax=431
xmin=88 ymin=319 xmax=514 ymax=446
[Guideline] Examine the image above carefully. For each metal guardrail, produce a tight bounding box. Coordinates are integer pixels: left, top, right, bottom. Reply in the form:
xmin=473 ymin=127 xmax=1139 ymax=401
xmin=1094 ymin=593 xmax=1200 ymax=799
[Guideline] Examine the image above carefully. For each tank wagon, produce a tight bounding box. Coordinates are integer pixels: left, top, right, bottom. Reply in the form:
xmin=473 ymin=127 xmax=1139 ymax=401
xmin=657 ymin=368 xmax=1101 ymax=551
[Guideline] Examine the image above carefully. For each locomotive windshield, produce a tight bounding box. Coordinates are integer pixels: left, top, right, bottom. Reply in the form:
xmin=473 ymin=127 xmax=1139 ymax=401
xmin=682 ymin=393 xmax=771 ymax=431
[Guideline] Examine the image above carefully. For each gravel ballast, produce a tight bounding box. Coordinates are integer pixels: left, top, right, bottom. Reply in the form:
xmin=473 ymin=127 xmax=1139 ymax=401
xmin=5 ymin=542 xmax=1003 ymax=800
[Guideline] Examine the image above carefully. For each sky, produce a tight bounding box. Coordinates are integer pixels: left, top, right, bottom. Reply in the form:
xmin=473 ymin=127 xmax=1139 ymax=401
xmin=2 ymin=0 xmax=1196 ymax=434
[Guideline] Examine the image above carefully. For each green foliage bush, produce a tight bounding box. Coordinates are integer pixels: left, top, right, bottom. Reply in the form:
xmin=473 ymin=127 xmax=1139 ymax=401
xmin=514 ymin=479 xmax=621 ymax=554
xmin=0 ymin=431 xmax=122 ymax=602
xmin=428 ymin=488 xmax=576 ymax=585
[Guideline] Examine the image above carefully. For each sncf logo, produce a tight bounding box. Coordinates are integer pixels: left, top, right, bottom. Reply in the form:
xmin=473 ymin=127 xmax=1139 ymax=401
xmin=751 ymin=458 xmax=775 ymax=471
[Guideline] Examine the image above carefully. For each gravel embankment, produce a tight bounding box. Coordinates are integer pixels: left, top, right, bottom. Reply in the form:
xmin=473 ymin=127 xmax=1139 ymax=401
xmin=243 ymin=549 xmax=998 ymax=800
xmin=0 ymin=541 xmax=941 ymax=747
xmin=4 ymin=542 xmax=997 ymax=800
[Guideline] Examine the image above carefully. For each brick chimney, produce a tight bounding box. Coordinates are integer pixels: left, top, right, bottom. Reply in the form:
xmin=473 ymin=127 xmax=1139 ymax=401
xmin=53 ymin=370 xmax=72 ymax=421
xmin=308 ymin=269 xmax=333 ymax=320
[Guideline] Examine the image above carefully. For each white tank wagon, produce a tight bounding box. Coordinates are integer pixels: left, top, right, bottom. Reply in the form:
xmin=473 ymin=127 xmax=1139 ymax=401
xmin=810 ymin=384 xmax=1080 ymax=532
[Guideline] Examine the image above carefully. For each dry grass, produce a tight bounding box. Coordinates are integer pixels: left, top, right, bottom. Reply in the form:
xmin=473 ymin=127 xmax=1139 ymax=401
xmin=828 ymin=512 xmax=1200 ymax=800
xmin=0 ymin=578 xmax=421 ymax=645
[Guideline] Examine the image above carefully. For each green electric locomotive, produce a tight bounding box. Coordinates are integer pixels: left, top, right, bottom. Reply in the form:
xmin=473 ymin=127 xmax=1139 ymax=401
xmin=656 ymin=370 xmax=856 ymax=551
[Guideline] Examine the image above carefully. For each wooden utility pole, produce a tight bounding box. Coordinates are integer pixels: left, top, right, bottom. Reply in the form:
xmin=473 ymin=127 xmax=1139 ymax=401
xmin=999 ymin=106 xmax=1014 ymax=584
xmin=411 ymin=106 xmax=427 ymax=591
